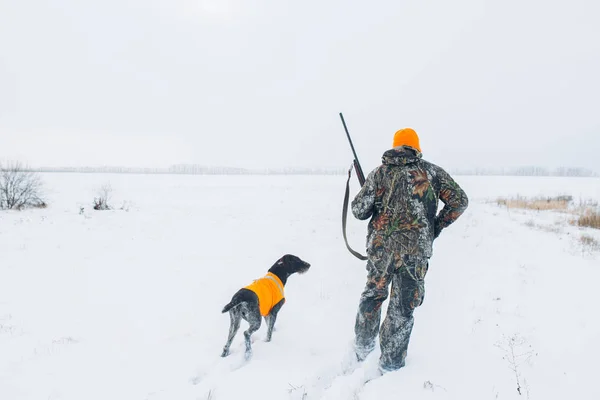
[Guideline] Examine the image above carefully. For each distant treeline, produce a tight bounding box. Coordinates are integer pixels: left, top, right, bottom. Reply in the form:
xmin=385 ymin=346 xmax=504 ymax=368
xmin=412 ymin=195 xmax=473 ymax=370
xmin=29 ymin=165 xmax=347 ymax=176
xmin=449 ymin=166 xmax=599 ymax=177
xmin=24 ymin=165 xmax=599 ymax=177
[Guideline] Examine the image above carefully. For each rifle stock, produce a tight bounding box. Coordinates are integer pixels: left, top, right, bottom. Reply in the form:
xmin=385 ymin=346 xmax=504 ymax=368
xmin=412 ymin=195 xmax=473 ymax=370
xmin=353 ymin=160 xmax=365 ymax=187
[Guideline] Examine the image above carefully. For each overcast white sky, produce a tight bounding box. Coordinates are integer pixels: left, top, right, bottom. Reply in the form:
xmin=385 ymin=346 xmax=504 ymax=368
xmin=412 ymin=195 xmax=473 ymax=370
xmin=0 ymin=0 xmax=598 ymax=172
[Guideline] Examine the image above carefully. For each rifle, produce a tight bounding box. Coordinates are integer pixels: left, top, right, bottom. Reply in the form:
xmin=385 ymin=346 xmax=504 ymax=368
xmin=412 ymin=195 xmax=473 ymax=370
xmin=339 ymin=112 xmax=368 ymax=261
xmin=339 ymin=112 xmax=365 ymax=186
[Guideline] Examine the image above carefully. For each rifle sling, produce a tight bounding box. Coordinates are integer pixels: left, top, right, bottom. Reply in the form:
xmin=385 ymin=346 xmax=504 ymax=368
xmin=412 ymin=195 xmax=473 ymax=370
xmin=342 ymin=166 xmax=368 ymax=261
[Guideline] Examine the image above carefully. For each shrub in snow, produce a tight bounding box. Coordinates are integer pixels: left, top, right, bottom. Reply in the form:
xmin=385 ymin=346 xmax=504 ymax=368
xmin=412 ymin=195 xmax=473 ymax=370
xmin=495 ymin=333 xmax=535 ymax=397
xmin=579 ymin=234 xmax=600 ymax=254
xmin=0 ymin=162 xmax=47 ymax=210
xmin=93 ymin=183 xmax=113 ymax=211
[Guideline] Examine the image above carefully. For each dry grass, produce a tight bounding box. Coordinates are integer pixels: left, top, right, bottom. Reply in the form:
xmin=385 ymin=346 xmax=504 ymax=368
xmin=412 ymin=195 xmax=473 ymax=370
xmin=575 ymin=210 xmax=600 ymax=229
xmin=570 ymin=199 xmax=600 ymax=230
xmin=497 ymin=195 xmax=600 ymax=231
xmin=497 ymin=195 xmax=572 ymax=211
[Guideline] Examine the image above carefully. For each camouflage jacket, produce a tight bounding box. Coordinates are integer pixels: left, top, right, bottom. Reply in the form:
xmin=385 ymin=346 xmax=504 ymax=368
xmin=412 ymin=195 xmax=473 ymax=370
xmin=351 ymin=146 xmax=468 ymax=259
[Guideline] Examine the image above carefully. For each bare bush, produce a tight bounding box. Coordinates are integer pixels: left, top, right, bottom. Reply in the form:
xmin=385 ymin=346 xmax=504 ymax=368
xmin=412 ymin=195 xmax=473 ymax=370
xmin=288 ymin=383 xmax=307 ymax=400
xmin=0 ymin=162 xmax=46 ymax=210
xmin=93 ymin=183 xmax=113 ymax=210
xmin=495 ymin=333 xmax=536 ymax=397
xmin=579 ymin=234 xmax=600 ymax=254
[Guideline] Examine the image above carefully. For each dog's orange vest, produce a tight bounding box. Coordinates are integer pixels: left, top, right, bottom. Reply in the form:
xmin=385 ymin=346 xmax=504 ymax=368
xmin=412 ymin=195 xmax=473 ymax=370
xmin=244 ymin=272 xmax=285 ymax=317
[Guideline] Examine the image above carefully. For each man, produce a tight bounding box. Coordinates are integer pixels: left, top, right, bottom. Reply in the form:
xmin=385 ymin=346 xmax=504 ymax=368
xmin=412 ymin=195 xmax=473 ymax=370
xmin=351 ymin=128 xmax=468 ymax=373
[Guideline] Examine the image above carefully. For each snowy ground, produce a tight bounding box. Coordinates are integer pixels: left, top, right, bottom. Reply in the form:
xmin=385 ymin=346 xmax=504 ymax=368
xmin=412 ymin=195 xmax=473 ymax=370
xmin=1 ymin=173 xmax=599 ymax=400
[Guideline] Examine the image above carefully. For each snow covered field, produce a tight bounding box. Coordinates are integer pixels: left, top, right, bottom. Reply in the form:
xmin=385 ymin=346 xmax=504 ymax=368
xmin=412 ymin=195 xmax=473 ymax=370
xmin=1 ymin=173 xmax=599 ymax=400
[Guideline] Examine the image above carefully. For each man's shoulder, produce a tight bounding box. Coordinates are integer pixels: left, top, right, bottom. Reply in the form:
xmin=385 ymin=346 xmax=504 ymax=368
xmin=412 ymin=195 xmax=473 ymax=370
xmin=417 ymin=158 xmax=447 ymax=177
xmin=366 ymin=164 xmax=385 ymax=179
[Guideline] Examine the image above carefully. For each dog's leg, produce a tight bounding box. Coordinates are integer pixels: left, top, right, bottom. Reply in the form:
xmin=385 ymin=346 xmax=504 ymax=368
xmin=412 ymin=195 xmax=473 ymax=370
xmin=265 ymin=299 xmax=285 ymax=342
xmin=243 ymin=304 xmax=262 ymax=360
xmin=221 ymin=307 xmax=242 ymax=357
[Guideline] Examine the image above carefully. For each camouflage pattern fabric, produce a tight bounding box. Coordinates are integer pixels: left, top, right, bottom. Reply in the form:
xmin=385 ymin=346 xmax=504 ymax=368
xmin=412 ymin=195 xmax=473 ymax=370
xmin=351 ymin=146 xmax=468 ymax=259
xmin=354 ymin=254 xmax=427 ymax=370
xmin=351 ymin=146 xmax=468 ymax=371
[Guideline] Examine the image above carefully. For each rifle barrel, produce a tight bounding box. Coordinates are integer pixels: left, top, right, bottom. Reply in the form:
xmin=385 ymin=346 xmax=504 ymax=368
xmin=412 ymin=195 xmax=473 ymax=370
xmin=339 ymin=113 xmax=362 ymax=166
xmin=340 ymin=112 xmax=366 ymax=186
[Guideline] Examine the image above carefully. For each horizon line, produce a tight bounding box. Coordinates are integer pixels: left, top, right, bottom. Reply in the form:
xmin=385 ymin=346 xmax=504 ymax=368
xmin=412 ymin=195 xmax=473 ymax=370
xmin=9 ymin=164 xmax=599 ymax=177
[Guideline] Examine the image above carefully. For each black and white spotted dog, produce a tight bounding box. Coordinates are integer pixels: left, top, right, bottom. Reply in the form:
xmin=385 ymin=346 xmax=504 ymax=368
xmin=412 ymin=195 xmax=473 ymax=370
xmin=220 ymin=254 xmax=311 ymax=359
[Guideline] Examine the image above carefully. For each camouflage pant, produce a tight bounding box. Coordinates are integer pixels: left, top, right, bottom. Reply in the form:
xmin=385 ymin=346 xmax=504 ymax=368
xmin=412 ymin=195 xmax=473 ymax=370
xmin=354 ymin=253 xmax=428 ymax=371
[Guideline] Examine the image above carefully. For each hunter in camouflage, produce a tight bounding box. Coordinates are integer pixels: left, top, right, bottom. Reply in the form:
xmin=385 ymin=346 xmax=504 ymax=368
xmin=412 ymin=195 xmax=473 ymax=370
xmin=351 ymin=128 xmax=468 ymax=373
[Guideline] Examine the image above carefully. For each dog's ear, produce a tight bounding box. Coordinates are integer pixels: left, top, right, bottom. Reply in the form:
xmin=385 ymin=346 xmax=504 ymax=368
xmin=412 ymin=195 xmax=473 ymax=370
xmin=279 ymin=254 xmax=295 ymax=264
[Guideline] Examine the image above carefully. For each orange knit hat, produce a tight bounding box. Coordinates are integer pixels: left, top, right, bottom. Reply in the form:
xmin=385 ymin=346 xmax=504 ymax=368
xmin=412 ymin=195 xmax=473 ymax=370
xmin=393 ymin=128 xmax=421 ymax=152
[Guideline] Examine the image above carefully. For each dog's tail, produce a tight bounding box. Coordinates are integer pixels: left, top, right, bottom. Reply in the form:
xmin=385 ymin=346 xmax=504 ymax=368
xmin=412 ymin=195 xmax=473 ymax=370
xmin=221 ymin=299 xmax=242 ymax=313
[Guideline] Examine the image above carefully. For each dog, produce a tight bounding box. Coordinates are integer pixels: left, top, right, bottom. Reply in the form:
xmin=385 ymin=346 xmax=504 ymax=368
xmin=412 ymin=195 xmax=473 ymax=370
xmin=220 ymin=254 xmax=311 ymax=359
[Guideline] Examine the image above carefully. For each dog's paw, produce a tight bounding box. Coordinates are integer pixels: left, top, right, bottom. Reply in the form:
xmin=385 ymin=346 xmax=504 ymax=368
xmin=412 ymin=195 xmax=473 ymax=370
xmin=221 ymin=349 xmax=230 ymax=357
xmin=244 ymin=349 xmax=253 ymax=361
